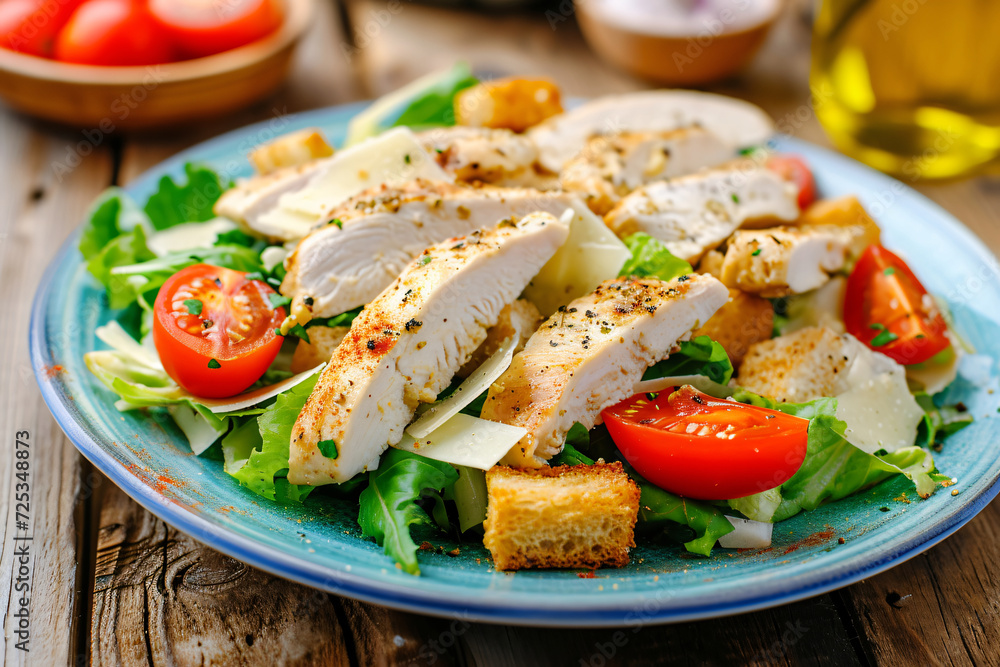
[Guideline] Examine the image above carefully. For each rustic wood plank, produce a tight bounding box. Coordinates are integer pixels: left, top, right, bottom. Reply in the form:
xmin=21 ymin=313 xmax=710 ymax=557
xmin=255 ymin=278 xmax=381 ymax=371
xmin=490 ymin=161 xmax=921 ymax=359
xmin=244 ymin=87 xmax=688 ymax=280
xmin=833 ymin=501 xmax=1000 ymax=666
xmin=91 ymin=482 xmax=351 ymax=666
xmin=0 ymin=108 xmax=114 ymax=664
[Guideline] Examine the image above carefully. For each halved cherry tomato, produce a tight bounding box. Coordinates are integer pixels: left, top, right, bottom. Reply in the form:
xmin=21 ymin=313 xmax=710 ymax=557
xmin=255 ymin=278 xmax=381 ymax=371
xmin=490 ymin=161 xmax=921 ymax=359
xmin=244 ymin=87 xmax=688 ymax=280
xmin=152 ymin=264 xmax=286 ymax=398
xmin=148 ymin=0 xmax=283 ymax=60
xmin=844 ymin=244 xmax=950 ymax=365
xmin=54 ymin=0 xmax=173 ymax=66
xmin=766 ymin=154 xmax=816 ymax=209
xmin=602 ymin=386 xmax=809 ymax=500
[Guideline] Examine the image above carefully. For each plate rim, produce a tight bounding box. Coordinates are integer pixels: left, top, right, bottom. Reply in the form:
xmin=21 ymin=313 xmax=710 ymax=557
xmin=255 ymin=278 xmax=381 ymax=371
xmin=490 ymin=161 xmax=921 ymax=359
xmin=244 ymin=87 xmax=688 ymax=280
xmin=29 ymin=104 xmax=1000 ymax=627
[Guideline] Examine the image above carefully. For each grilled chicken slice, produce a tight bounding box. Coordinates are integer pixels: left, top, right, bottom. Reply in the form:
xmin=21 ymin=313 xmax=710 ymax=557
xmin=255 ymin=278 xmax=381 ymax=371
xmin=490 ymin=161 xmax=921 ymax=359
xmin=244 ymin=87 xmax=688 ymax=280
xmin=560 ymin=128 xmax=732 ymax=215
xmin=214 ymin=160 xmax=331 ymax=240
xmin=287 ymin=212 xmax=570 ymax=486
xmin=719 ymin=214 xmax=878 ymax=297
xmin=604 ymin=161 xmax=800 ymax=263
xmin=280 ymin=179 xmax=581 ymax=320
xmin=418 ymin=127 xmax=541 ymax=186
xmin=482 ymin=274 xmax=728 ymax=468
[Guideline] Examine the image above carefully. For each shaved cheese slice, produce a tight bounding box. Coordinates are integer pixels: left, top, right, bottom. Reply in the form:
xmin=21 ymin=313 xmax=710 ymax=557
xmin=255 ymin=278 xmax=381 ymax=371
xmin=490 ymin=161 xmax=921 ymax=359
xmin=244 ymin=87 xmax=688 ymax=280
xmin=146 ymin=218 xmax=237 ymax=257
xmin=394 ymin=413 xmax=527 ymax=470
xmin=406 ymin=337 xmax=516 ymax=439
xmin=200 ymin=365 xmax=324 ymax=413
xmin=633 ymin=374 xmax=735 ymax=398
xmin=96 ymin=320 xmax=163 ymax=370
xmin=718 ymin=516 xmax=773 ymax=549
xmin=523 ymin=202 xmax=631 ymax=316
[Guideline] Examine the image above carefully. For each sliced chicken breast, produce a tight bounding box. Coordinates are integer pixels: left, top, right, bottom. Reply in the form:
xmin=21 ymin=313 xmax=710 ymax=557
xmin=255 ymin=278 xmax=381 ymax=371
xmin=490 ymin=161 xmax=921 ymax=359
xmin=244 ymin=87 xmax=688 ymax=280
xmin=288 ymin=212 xmax=570 ymax=486
xmin=418 ymin=126 xmax=541 ymax=186
xmin=560 ymin=128 xmax=733 ymax=215
xmin=280 ymin=179 xmax=582 ymax=321
xmin=719 ymin=222 xmax=870 ymax=297
xmin=604 ymin=161 xmax=800 ymax=263
xmin=214 ymin=160 xmax=331 ymax=240
xmin=482 ymin=274 xmax=728 ymax=468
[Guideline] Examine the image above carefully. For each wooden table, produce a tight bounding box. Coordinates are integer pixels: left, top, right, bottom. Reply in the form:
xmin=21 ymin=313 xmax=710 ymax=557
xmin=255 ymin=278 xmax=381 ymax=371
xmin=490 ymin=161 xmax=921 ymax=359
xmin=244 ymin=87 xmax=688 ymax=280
xmin=3 ymin=1 xmax=1000 ymax=664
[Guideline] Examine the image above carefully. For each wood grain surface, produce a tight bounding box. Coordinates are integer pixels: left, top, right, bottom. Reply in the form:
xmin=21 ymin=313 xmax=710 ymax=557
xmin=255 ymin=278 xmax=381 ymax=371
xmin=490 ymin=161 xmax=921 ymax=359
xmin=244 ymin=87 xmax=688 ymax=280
xmin=2 ymin=0 xmax=999 ymax=665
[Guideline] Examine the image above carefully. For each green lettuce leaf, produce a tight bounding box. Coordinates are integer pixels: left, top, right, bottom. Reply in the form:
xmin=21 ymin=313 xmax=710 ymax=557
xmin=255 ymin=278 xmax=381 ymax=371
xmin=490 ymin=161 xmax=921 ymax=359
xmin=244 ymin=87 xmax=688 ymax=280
xmin=731 ymin=391 xmax=942 ymax=522
xmin=644 ymin=335 xmax=734 ymax=385
xmin=144 ymin=163 xmax=231 ymax=230
xmin=79 ymin=188 xmax=148 ymax=261
xmin=227 ymin=374 xmax=319 ymax=501
xmin=107 ymin=244 xmax=265 ymax=309
xmin=390 ymin=62 xmax=478 ymax=130
xmin=87 ymin=226 xmax=157 ymax=309
xmin=619 ymin=233 xmax=692 ymax=282
xmin=914 ymin=392 xmax=973 ymax=448
xmin=358 ymin=448 xmax=459 ymax=575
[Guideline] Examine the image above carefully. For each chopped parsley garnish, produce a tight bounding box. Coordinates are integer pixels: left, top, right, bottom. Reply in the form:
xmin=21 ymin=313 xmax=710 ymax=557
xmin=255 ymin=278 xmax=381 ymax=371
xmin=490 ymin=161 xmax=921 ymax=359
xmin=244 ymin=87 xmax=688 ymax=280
xmin=317 ymin=439 xmax=339 ymax=459
xmin=751 ymin=248 xmax=762 ymax=256
xmin=731 ymin=193 xmax=740 ymax=204
xmin=329 ymin=218 xmax=343 ymax=229
xmin=884 ymin=267 xmax=896 ymax=276
xmin=268 ymin=292 xmax=291 ymax=309
xmin=288 ymin=323 xmax=311 ymax=344
xmin=419 ymin=256 xmax=433 ymax=266
xmin=207 ymin=358 xmax=221 ymax=369
xmin=404 ymin=154 xmax=411 ymax=164
xmin=183 ymin=299 xmax=203 ymax=315
xmin=869 ymin=323 xmax=899 ymax=347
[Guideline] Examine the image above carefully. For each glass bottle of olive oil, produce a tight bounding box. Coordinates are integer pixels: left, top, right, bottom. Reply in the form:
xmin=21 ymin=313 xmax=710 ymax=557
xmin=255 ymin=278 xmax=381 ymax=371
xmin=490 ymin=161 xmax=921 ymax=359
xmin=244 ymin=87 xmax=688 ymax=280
xmin=812 ymin=0 xmax=1000 ymax=180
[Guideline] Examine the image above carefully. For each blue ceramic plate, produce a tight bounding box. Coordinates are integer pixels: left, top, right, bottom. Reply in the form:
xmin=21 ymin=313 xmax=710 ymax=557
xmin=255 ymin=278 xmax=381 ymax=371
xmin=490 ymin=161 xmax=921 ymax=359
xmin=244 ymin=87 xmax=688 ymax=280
xmin=31 ymin=102 xmax=1000 ymax=626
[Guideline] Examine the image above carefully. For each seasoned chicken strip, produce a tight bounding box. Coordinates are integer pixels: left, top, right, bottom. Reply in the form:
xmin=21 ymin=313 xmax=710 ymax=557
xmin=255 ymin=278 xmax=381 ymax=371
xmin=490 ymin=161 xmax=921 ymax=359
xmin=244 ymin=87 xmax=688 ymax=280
xmin=281 ymin=179 xmax=582 ymax=320
xmin=560 ymin=128 xmax=732 ymax=215
xmin=418 ymin=126 xmax=540 ymax=186
xmin=288 ymin=212 xmax=570 ymax=486
xmin=483 ymin=274 xmax=728 ymax=468
xmin=719 ymin=223 xmax=870 ymax=297
xmin=604 ymin=160 xmax=800 ymax=263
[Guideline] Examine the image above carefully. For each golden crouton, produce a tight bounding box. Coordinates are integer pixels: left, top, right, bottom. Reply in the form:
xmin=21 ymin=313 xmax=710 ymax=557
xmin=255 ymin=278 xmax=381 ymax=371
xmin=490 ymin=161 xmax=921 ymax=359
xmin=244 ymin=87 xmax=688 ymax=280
xmin=290 ymin=326 xmax=350 ymax=374
xmin=484 ymin=462 xmax=640 ymax=571
xmin=692 ymin=289 xmax=774 ymax=367
xmin=798 ymin=196 xmax=881 ymax=262
xmin=698 ymin=249 xmax=725 ymax=279
xmin=249 ymin=129 xmax=334 ymax=175
xmin=455 ymin=78 xmax=563 ymax=133
xmin=457 ymin=300 xmax=542 ymax=378
xmin=737 ymin=326 xmax=854 ymax=402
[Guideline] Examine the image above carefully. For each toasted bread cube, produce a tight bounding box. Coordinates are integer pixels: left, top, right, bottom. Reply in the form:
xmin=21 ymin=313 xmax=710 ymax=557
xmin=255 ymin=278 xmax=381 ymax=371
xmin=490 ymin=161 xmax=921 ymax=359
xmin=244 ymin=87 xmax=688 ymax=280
xmin=249 ymin=129 xmax=334 ymax=175
xmin=290 ymin=326 xmax=350 ymax=374
xmin=484 ymin=462 xmax=640 ymax=571
xmin=799 ymin=196 xmax=881 ymax=258
xmin=692 ymin=289 xmax=774 ymax=367
xmin=455 ymin=78 xmax=563 ymax=133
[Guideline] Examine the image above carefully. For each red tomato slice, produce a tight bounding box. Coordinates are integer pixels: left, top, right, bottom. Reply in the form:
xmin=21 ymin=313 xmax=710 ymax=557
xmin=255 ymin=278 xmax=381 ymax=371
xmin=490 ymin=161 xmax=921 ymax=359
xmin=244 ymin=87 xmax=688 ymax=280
xmin=152 ymin=264 xmax=286 ymax=398
xmin=844 ymin=244 xmax=950 ymax=365
xmin=602 ymin=386 xmax=809 ymax=500
xmin=54 ymin=0 xmax=174 ymax=66
xmin=148 ymin=0 xmax=283 ymax=60
xmin=0 ymin=0 xmax=83 ymax=57
xmin=766 ymin=154 xmax=816 ymax=209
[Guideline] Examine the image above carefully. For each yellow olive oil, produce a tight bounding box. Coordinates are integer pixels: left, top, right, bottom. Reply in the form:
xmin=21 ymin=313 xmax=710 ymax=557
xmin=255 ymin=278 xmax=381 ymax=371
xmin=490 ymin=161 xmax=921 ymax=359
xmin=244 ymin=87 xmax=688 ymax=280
xmin=811 ymin=0 xmax=1000 ymax=179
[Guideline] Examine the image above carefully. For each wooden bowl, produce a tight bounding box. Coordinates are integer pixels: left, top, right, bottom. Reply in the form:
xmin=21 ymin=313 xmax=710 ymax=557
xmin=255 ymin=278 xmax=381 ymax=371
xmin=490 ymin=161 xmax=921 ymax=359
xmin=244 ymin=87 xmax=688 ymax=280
xmin=575 ymin=1 xmax=782 ymax=86
xmin=0 ymin=0 xmax=313 ymax=130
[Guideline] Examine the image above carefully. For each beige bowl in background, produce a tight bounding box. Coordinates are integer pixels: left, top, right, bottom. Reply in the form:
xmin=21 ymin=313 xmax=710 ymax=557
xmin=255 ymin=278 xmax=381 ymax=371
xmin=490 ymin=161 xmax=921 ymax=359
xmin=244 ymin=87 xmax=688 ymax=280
xmin=575 ymin=0 xmax=782 ymax=86
xmin=0 ymin=0 xmax=312 ymax=130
